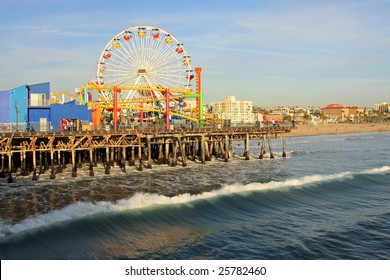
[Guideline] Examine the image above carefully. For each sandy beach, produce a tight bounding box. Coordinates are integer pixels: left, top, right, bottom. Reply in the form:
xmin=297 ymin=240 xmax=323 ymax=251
xmin=288 ymin=123 xmax=390 ymax=137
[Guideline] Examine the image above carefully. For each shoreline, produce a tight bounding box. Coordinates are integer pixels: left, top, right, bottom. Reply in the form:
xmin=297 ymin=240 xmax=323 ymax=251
xmin=288 ymin=123 xmax=390 ymax=137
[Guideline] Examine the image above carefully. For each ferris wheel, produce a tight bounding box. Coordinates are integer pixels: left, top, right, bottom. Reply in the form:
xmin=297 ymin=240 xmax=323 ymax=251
xmin=97 ymin=26 xmax=193 ymax=103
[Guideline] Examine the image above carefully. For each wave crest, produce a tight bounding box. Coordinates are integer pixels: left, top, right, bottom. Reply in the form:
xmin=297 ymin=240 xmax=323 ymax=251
xmin=1 ymin=165 xmax=389 ymax=237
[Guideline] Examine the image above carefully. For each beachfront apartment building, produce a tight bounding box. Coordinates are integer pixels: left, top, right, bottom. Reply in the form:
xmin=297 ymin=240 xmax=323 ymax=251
xmin=211 ymin=96 xmax=255 ymax=124
xmin=320 ymin=104 xmax=365 ymax=122
xmin=374 ymin=102 xmax=390 ymax=113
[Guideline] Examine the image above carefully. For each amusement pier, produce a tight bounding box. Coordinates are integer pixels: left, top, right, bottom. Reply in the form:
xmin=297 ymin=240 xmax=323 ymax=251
xmin=0 ymin=25 xmax=293 ymax=182
xmin=0 ymin=126 xmax=291 ymax=183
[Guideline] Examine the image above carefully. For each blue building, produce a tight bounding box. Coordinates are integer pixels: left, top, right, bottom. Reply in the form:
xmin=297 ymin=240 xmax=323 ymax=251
xmin=26 ymin=82 xmax=51 ymax=131
xmin=0 ymin=82 xmax=50 ymax=127
xmin=50 ymin=100 xmax=92 ymax=132
xmin=0 ymin=89 xmax=10 ymax=123
xmin=0 ymin=82 xmax=91 ymax=132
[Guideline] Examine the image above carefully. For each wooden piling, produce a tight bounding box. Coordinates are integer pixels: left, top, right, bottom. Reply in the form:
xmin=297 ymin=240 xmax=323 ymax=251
xmin=178 ymin=136 xmax=187 ymax=167
xmin=224 ymin=135 xmax=229 ymax=162
xmin=0 ymin=126 xmax=291 ymax=181
xmin=7 ymin=153 xmax=13 ymax=183
xmin=0 ymin=154 xmax=5 ymax=178
xmin=282 ymin=137 xmax=287 ymax=158
xmin=171 ymin=138 xmax=178 ymax=167
xmin=201 ymin=136 xmax=206 ymax=164
xmin=146 ymin=136 xmax=152 ymax=169
xmin=268 ymin=136 xmax=274 ymax=159
xmin=243 ymin=133 xmax=250 ymax=160
xmin=164 ymin=141 xmax=170 ymax=165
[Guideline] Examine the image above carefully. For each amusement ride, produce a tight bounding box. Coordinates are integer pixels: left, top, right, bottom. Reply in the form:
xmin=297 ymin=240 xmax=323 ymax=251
xmin=51 ymin=25 xmax=217 ymax=129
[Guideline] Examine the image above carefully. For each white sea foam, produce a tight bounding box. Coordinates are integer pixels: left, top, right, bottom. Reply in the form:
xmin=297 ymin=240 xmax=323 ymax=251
xmin=363 ymin=165 xmax=390 ymax=174
xmin=1 ymin=165 xmax=389 ymax=237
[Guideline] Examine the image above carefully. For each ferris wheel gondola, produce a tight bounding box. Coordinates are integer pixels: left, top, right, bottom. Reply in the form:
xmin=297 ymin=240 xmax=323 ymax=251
xmin=96 ymin=26 xmax=192 ymax=105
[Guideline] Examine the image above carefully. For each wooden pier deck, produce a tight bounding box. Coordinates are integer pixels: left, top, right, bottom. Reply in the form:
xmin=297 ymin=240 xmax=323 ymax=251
xmin=0 ymin=126 xmax=291 ymax=182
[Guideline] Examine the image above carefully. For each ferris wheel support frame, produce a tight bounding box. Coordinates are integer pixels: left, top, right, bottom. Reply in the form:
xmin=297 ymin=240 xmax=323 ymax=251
xmin=81 ymin=67 xmax=205 ymax=129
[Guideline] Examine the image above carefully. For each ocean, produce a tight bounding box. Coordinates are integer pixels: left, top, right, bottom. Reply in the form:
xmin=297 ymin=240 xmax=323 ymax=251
xmin=0 ymin=131 xmax=389 ymax=259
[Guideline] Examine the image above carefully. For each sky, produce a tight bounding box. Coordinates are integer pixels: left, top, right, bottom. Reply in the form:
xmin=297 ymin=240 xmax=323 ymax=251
xmin=0 ymin=0 xmax=389 ymax=107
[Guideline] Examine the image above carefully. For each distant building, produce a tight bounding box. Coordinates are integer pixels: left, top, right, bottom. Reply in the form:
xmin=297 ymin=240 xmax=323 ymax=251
xmin=264 ymin=113 xmax=282 ymax=123
xmin=374 ymin=102 xmax=390 ymax=113
xmin=211 ymin=96 xmax=254 ymax=124
xmin=320 ymin=104 xmax=365 ymax=122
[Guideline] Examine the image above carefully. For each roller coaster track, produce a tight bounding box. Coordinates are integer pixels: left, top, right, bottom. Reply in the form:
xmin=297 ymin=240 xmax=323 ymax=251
xmin=50 ymin=83 xmax=221 ymax=124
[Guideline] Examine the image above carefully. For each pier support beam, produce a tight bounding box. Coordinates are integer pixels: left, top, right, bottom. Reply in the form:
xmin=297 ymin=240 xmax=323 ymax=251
xmin=178 ymin=137 xmax=187 ymax=167
xmin=282 ymin=137 xmax=287 ymax=158
xmin=56 ymin=152 xmax=62 ymax=174
xmin=171 ymin=138 xmax=178 ymax=167
xmin=77 ymin=152 xmax=83 ymax=168
xmin=243 ymin=133 xmax=250 ymax=160
xmin=204 ymin=137 xmax=211 ymax=161
xmin=50 ymin=150 xmax=55 ymax=179
xmin=129 ymin=147 xmax=135 ymax=166
xmin=71 ymin=148 xmax=77 ymax=177
xmin=157 ymin=141 xmax=164 ymax=165
xmin=146 ymin=136 xmax=152 ymax=169
xmin=259 ymin=136 xmax=266 ymax=159
xmin=7 ymin=153 xmax=13 ymax=183
xmin=110 ymin=147 xmax=115 ymax=167
xmin=224 ymin=135 xmax=229 ymax=162
xmin=136 ymin=134 xmax=143 ymax=171
xmin=121 ymin=147 xmax=126 ymax=173
xmin=89 ymin=147 xmax=94 ymax=176
xmin=268 ymin=136 xmax=274 ymax=159
xmin=32 ymin=168 xmax=38 ymax=181
xmin=164 ymin=141 xmax=170 ymax=165
xmin=200 ymin=136 xmax=206 ymax=164
xmin=20 ymin=152 xmax=28 ymax=176
xmin=0 ymin=154 xmax=5 ymax=178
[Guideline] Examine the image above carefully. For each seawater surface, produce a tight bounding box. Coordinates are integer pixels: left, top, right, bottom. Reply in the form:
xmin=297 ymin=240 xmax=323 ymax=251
xmin=0 ymin=132 xmax=390 ymax=259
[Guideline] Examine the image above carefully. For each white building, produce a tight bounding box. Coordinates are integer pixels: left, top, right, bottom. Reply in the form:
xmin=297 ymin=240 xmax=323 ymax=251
xmin=211 ymin=96 xmax=254 ymax=124
xmin=374 ymin=102 xmax=390 ymax=113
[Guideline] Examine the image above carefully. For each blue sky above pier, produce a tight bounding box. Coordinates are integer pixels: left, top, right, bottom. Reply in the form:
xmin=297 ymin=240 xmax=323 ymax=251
xmin=0 ymin=0 xmax=389 ymax=107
